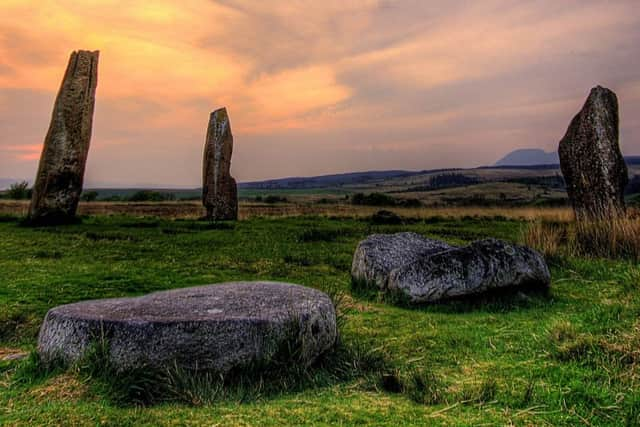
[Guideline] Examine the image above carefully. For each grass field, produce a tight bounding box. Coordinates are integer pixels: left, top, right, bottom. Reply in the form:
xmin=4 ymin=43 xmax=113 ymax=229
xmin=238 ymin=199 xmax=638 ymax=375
xmin=1 ymin=211 xmax=640 ymax=426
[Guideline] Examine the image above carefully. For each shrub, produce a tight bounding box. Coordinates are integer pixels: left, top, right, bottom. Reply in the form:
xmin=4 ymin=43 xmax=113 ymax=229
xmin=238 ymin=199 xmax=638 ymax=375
xmin=6 ymin=181 xmax=32 ymax=200
xmin=351 ymin=192 xmax=397 ymax=206
xmin=396 ymin=198 xmax=422 ymax=208
xmin=128 ymin=190 xmax=175 ymax=202
xmin=81 ymin=191 xmax=99 ymax=202
xmin=263 ymin=195 xmax=288 ymax=204
xmin=371 ymin=210 xmax=402 ymax=225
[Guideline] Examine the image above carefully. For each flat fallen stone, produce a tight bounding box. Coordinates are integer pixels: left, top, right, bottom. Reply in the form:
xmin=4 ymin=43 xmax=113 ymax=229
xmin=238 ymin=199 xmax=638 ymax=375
xmin=387 ymin=238 xmax=550 ymax=303
xmin=38 ymin=282 xmax=337 ymax=372
xmin=351 ymin=232 xmax=453 ymax=290
xmin=351 ymin=233 xmax=550 ymax=303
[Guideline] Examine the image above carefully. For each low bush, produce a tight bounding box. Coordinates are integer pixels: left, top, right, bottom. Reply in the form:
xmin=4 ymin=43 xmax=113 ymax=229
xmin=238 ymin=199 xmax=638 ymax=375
xmin=352 ymin=192 xmax=421 ymax=208
xmin=128 ymin=191 xmax=175 ymax=202
xmin=370 ymin=210 xmax=402 ymax=225
xmin=81 ymin=191 xmax=99 ymax=202
xmin=263 ymin=195 xmax=288 ymax=204
xmin=5 ymin=181 xmax=32 ymax=200
xmin=351 ymin=192 xmax=397 ymax=206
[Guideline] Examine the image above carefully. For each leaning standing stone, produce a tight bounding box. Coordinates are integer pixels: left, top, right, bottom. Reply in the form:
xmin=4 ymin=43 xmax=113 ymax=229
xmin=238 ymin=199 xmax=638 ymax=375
xmin=29 ymin=50 xmax=99 ymax=224
xmin=558 ymin=86 xmax=628 ymax=221
xmin=202 ymin=107 xmax=238 ymax=220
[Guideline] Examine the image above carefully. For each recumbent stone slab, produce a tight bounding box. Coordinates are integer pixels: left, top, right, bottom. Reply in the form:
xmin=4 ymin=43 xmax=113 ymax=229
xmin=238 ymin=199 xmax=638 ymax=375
xmin=352 ymin=233 xmax=550 ymax=303
xmin=351 ymin=232 xmax=453 ymax=290
xmin=38 ymin=282 xmax=337 ymax=372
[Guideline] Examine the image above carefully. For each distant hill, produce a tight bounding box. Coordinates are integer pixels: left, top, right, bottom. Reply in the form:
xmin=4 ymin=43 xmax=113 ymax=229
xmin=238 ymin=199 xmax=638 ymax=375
xmin=238 ymin=170 xmax=423 ymax=190
xmin=495 ymin=149 xmax=559 ymax=166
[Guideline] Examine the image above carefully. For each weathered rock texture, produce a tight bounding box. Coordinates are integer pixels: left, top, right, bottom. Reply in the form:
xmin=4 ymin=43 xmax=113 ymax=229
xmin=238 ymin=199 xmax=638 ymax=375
xmin=202 ymin=108 xmax=238 ymax=220
xmin=351 ymin=232 xmax=453 ymax=289
xmin=388 ymin=238 xmax=550 ymax=303
xmin=38 ymin=282 xmax=337 ymax=372
xmin=29 ymin=50 xmax=99 ymax=224
xmin=352 ymin=233 xmax=550 ymax=303
xmin=558 ymin=86 xmax=628 ymax=221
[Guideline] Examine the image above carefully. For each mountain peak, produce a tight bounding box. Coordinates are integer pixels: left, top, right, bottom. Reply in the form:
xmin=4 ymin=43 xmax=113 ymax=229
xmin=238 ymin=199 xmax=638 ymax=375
xmin=495 ymin=149 xmax=559 ymax=166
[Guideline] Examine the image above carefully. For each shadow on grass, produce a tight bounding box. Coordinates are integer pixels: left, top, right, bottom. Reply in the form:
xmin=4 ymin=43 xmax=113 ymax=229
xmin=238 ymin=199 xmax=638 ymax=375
xmin=11 ymin=334 xmax=389 ymax=407
xmin=350 ymin=278 xmax=552 ymax=314
xmin=18 ymin=215 xmax=84 ymax=227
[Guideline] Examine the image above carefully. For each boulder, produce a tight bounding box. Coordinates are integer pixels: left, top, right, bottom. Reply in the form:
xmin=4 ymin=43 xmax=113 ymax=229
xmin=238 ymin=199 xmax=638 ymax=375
xmin=558 ymin=86 xmax=628 ymax=221
xmin=351 ymin=233 xmax=550 ymax=303
xmin=29 ymin=50 xmax=99 ymax=224
xmin=351 ymin=232 xmax=453 ymax=289
xmin=202 ymin=107 xmax=238 ymax=221
xmin=387 ymin=238 xmax=550 ymax=303
xmin=38 ymin=282 xmax=337 ymax=372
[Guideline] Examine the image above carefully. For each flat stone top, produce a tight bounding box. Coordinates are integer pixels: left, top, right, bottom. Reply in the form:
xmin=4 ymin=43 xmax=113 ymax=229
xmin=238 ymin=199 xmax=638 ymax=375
xmin=49 ymin=281 xmax=330 ymax=322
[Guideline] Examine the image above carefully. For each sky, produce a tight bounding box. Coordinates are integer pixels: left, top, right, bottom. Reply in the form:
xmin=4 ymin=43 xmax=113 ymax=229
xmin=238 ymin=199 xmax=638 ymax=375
xmin=1 ymin=0 xmax=639 ymax=187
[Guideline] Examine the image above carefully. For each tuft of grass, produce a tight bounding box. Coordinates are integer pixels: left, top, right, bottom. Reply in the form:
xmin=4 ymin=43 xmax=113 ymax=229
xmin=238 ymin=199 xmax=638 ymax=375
xmin=460 ymin=377 xmax=499 ymax=405
xmin=524 ymin=217 xmax=640 ymax=260
xmin=403 ymin=368 xmax=445 ymax=405
xmin=67 ymin=335 xmax=391 ymax=406
xmin=379 ymin=368 xmax=445 ymax=405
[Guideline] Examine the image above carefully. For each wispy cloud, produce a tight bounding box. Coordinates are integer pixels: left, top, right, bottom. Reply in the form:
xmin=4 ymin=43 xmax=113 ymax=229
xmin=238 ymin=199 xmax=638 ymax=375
xmin=0 ymin=0 xmax=639 ymax=184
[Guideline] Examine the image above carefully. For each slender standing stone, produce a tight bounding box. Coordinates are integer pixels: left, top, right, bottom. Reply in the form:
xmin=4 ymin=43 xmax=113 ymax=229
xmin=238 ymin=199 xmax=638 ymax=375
xmin=558 ymin=86 xmax=628 ymax=221
xmin=202 ymin=107 xmax=238 ymax=220
xmin=29 ymin=50 xmax=99 ymax=224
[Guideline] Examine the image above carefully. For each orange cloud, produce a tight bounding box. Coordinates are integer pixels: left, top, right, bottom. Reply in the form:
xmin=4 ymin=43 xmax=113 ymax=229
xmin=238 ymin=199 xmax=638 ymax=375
xmin=2 ymin=144 xmax=42 ymax=161
xmin=0 ymin=0 xmax=638 ymax=184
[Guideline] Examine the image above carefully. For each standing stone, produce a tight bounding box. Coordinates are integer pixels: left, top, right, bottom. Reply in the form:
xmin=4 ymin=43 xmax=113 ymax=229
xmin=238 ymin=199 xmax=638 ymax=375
xmin=29 ymin=50 xmax=99 ymax=224
xmin=202 ymin=108 xmax=238 ymax=220
xmin=558 ymin=86 xmax=628 ymax=221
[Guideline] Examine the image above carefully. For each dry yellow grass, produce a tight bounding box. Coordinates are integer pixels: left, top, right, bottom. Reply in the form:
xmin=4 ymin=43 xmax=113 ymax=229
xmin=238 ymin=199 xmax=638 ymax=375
xmin=0 ymin=200 xmax=575 ymax=221
xmin=524 ymin=213 xmax=640 ymax=260
xmin=27 ymin=373 xmax=89 ymax=402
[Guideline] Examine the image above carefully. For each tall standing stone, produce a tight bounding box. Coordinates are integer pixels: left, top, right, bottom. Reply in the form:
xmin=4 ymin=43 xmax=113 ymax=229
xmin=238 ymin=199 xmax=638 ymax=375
xmin=29 ymin=50 xmax=99 ymax=224
xmin=202 ymin=107 xmax=238 ymax=220
xmin=558 ymin=86 xmax=628 ymax=221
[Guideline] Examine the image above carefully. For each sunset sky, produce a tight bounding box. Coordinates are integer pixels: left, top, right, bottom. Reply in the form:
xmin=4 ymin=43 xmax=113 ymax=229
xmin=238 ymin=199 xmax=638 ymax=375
xmin=1 ymin=0 xmax=639 ymax=186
